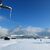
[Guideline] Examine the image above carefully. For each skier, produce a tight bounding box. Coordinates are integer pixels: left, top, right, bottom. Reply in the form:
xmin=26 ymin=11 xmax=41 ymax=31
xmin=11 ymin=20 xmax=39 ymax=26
xmin=0 ymin=0 xmax=12 ymax=10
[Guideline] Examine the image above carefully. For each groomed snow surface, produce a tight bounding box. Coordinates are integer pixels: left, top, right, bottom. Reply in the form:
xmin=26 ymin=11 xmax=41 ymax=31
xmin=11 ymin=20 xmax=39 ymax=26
xmin=0 ymin=39 xmax=50 ymax=50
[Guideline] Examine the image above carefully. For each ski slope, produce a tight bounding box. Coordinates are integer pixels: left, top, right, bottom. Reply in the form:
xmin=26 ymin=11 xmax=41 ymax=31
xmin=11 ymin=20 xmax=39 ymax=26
xmin=0 ymin=39 xmax=50 ymax=50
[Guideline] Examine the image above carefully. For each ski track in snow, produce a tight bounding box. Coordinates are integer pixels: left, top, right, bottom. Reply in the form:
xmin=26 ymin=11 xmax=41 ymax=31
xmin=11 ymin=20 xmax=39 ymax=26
xmin=0 ymin=39 xmax=17 ymax=48
xmin=0 ymin=39 xmax=50 ymax=50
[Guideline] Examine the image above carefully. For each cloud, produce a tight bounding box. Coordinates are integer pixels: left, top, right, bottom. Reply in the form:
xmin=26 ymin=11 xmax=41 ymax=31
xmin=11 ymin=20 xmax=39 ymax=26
xmin=24 ymin=26 xmax=44 ymax=33
xmin=0 ymin=16 xmax=5 ymax=20
xmin=0 ymin=26 xmax=9 ymax=37
xmin=47 ymin=29 xmax=50 ymax=32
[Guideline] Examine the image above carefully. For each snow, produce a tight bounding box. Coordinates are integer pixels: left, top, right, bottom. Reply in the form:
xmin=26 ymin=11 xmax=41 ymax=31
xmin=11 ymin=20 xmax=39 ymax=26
xmin=0 ymin=39 xmax=17 ymax=48
xmin=0 ymin=39 xmax=50 ymax=50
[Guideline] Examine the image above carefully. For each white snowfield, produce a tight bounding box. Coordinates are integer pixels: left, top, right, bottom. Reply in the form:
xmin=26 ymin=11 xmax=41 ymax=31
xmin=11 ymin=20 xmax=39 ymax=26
xmin=0 ymin=39 xmax=50 ymax=50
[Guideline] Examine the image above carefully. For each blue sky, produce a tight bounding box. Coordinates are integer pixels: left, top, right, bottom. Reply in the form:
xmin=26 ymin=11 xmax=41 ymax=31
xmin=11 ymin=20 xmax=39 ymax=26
xmin=0 ymin=0 xmax=50 ymax=29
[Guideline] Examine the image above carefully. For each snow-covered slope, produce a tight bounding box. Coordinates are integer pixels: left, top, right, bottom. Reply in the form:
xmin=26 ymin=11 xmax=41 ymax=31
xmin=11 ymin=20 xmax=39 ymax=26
xmin=0 ymin=39 xmax=50 ymax=50
xmin=0 ymin=39 xmax=17 ymax=49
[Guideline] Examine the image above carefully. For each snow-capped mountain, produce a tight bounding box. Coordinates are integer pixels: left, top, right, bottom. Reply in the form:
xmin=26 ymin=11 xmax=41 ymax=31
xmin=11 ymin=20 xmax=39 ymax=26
xmin=9 ymin=26 xmax=50 ymax=38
